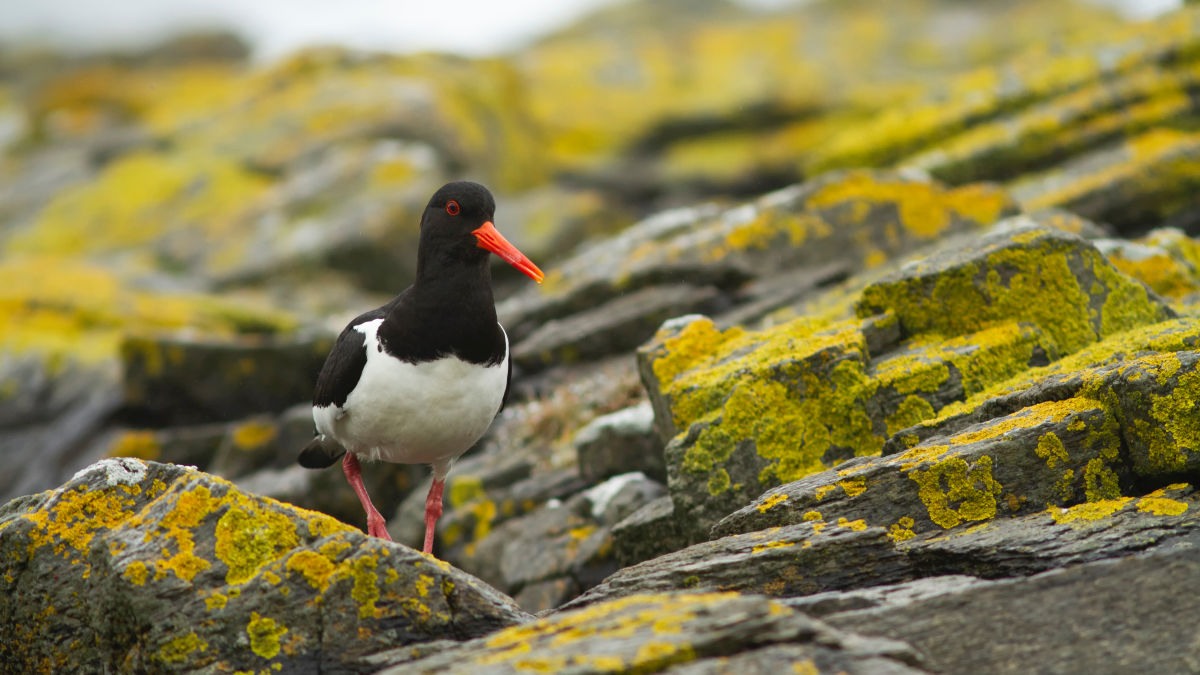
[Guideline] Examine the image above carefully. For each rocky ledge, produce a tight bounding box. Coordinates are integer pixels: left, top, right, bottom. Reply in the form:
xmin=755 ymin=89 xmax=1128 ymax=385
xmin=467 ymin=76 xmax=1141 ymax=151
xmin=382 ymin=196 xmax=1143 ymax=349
xmin=4 ymin=1 xmax=1200 ymax=673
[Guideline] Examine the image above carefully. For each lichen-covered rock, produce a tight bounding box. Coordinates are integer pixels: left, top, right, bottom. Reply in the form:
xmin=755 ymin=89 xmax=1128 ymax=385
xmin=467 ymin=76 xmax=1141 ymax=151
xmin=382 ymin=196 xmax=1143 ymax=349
xmin=1012 ymin=128 xmax=1200 ymax=236
xmin=0 ymin=459 xmax=529 ymax=673
xmin=377 ymin=592 xmax=928 ymax=674
xmin=717 ymin=322 xmax=1200 ymax=540
xmin=501 ymin=171 xmax=1015 ymax=347
xmin=855 ymin=224 xmax=1173 ymax=355
xmin=119 ymin=331 xmax=331 ymax=425
xmin=1096 ymin=237 xmax=1200 ymax=302
xmin=900 ymin=483 xmax=1198 ymax=578
xmin=570 ymin=521 xmax=907 ymax=608
xmin=574 ymin=481 xmax=1199 ymax=609
xmin=641 ymin=313 xmax=882 ymax=539
xmin=902 ymin=45 xmax=1200 ymax=187
xmin=810 ymin=6 xmax=1200 ymax=181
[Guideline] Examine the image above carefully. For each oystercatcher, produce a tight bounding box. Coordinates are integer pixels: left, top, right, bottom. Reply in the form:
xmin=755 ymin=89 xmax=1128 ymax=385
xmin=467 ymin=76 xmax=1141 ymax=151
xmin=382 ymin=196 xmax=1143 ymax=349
xmin=298 ymin=181 xmax=543 ymax=554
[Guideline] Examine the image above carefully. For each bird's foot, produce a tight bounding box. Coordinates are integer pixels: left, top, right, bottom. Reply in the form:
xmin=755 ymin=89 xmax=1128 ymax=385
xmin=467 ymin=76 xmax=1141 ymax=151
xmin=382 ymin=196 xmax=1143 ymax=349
xmin=367 ymin=513 xmax=393 ymax=541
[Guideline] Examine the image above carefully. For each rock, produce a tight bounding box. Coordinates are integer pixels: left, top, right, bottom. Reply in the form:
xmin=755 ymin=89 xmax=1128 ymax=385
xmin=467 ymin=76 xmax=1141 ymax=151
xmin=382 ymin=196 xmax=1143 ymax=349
xmin=580 ymin=472 xmax=667 ymax=526
xmin=119 ymin=332 xmax=331 ymax=425
xmin=610 ymin=495 xmax=687 ymax=566
xmin=0 ymin=459 xmax=529 ymax=673
xmin=457 ymin=488 xmax=619 ymax=612
xmin=855 ymin=224 xmax=1173 ymax=354
xmin=1096 ymin=236 xmax=1200 ymax=301
xmin=0 ymin=357 xmax=122 ymax=503
xmin=378 ymin=592 xmax=929 ymax=674
xmin=716 ymin=342 xmax=1200 ymax=541
xmin=500 ymin=171 xmax=1015 ymax=347
xmin=574 ymin=401 xmax=665 ymax=482
xmin=823 ymin=543 xmax=1200 ymax=675
xmin=569 ymin=522 xmax=909 ymax=608
xmin=511 ymin=284 xmax=723 ymax=373
xmin=1011 ymin=128 xmax=1200 ymax=237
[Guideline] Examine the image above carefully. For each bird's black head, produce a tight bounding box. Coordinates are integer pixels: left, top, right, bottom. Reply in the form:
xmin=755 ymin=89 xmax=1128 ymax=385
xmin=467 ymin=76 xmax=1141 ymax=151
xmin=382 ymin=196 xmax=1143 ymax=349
xmin=417 ymin=181 xmax=543 ymax=283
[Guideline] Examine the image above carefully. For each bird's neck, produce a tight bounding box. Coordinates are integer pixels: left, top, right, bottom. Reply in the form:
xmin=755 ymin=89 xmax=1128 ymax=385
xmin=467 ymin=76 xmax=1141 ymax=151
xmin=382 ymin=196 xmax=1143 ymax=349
xmin=409 ymin=256 xmax=497 ymax=320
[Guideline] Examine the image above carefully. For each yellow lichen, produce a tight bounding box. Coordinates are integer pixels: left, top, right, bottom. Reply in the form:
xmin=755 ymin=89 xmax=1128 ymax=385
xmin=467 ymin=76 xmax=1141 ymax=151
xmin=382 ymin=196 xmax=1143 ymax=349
xmin=1048 ymin=498 xmax=1131 ymax=524
xmin=157 ymin=632 xmax=207 ymax=664
xmin=909 ymin=455 xmax=1002 ymax=529
xmin=887 ymin=516 xmax=916 ymax=542
xmin=247 ymin=612 xmax=288 ymax=660
xmin=123 ymin=561 xmax=148 ymax=586
xmin=751 ymin=541 xmax=796 ymax=554
xmin=231 ymin=420 xmax=277 ymax=451
xmin=1035 ymin=432 xmax=1069 ymax=469
xmin=757 ymin=493 xmax=788 ymax=513
xmin=214 ymin=500 xmax=299 ymax=585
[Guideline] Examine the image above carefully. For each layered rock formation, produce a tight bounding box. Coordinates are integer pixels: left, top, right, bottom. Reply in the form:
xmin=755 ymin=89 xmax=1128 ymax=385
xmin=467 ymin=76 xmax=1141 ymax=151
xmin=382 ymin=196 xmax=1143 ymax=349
xmin=3 ymin=1 xmax=1200 ymax=672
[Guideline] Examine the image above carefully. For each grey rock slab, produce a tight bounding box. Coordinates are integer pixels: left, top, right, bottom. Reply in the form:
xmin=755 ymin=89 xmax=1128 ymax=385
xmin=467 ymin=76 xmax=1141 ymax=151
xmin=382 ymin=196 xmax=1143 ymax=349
xmin=379 ymin=592 xmax=929 ymax=675
xmin=825 ymin=544 xmax=1200 ymax=675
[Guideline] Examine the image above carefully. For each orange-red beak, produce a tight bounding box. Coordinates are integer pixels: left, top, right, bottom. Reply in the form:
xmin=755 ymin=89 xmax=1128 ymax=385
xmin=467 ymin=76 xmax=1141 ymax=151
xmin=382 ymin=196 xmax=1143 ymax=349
xmin=472 ymin=221 xmax=544 ymax=283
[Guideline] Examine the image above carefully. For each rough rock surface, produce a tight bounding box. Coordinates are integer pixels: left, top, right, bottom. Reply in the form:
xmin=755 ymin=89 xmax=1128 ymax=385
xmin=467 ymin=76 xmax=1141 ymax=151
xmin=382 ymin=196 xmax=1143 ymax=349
xmin=5 ymin=2 xmax=1200 ymax=672
xmin=376 ymin=592 xmax=928 ymax=675
xmin=0 ymin=459 xmax=528 ymax=673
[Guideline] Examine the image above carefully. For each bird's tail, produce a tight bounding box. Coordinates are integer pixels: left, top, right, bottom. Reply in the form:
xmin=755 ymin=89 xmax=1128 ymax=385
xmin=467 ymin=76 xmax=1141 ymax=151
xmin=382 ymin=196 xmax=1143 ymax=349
xmin=298 ymin=434 xmax=346 ymax=469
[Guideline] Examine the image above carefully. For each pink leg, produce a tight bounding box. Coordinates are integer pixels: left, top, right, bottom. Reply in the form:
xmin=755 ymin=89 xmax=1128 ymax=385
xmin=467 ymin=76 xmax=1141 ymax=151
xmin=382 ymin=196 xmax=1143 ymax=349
xmin=342 ymin=453 xmax=392 ymax=541
xmin=423 ymin=478 xmax=445 ymax=555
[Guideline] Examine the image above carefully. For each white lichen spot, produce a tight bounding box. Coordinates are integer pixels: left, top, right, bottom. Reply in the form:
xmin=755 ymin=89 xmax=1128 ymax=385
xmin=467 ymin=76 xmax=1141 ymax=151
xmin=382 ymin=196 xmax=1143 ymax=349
xmin=573 ymin=401 xmax=655 ymax=446
xmin=582 ymin=472 xmax=649 ymax=519
xmin=73 ymin=457 xmax=147 ymax=486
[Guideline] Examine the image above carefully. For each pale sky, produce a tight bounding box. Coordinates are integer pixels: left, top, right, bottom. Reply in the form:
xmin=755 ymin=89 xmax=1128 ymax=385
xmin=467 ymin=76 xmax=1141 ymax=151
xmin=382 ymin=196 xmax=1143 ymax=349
xmin=0 ymin=0 xmax=1182 ymax=61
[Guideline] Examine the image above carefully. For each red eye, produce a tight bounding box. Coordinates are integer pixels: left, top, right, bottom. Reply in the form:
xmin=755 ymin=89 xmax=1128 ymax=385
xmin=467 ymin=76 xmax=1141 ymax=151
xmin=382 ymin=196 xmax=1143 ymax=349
xmin=445 ymin=200 xmax=460 ymax=216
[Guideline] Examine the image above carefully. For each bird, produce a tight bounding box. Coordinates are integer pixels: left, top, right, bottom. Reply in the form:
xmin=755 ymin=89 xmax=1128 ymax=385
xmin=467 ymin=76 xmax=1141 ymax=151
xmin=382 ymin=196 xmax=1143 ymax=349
xmin=297 ymin=181 xmax=543 ymax=555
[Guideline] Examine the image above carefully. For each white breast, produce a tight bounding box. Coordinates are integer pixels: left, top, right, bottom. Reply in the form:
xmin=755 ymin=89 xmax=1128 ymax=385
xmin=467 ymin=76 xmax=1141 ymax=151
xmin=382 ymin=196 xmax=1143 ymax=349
xmin=313 ymin=318 xmax=508 ymax=473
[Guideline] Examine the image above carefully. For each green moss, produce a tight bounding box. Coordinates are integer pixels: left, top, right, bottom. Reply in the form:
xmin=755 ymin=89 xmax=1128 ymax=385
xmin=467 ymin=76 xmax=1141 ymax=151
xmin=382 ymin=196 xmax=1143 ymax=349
xmin=908 ymin=454 xmax=1003 ymax=529
xmin=246 ymin=612 xmax=288 ymax=659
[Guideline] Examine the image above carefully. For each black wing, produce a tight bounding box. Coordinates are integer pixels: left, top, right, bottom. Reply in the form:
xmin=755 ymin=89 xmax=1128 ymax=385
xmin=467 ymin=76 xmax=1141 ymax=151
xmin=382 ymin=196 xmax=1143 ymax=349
xmin=313 ymin=308 xmax=384 ymax=408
